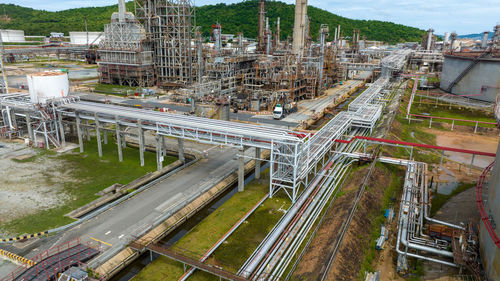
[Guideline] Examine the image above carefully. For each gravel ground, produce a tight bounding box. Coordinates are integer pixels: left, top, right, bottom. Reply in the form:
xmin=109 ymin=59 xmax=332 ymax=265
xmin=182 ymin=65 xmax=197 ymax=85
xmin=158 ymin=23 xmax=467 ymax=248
xmin=0 ymin=140 xmax=72 ymax=235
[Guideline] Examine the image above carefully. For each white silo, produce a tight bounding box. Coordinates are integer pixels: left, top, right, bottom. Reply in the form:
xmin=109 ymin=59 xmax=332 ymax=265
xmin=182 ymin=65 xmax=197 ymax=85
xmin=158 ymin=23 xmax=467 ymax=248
xmin=444 ymin=32 xmax=450 ymax=46
xmin=27 ymin=71 xmax=70 ymax=104
xmin=0 ymin=29 xmax=25 ymax=43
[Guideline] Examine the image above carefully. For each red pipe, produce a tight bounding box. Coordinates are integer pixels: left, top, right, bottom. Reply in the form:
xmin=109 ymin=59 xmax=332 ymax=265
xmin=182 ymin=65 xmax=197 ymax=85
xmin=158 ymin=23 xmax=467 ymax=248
xmin=476 ymin=162 xmax=500 ymax=249
xmin=334 ymin=136 xmax=496 ymax=157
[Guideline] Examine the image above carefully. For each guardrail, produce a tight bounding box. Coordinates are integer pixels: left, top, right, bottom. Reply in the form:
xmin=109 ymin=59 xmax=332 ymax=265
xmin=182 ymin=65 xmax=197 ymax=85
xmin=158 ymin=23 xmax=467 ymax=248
xmin=408 ymin=114 xmax=497 ymax=133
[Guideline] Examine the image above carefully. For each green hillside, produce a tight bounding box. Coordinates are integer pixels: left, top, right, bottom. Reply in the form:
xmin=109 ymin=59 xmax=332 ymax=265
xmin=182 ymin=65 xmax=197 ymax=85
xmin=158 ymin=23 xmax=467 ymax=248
xmin=0 ymin=0 xmax=425 ymax=44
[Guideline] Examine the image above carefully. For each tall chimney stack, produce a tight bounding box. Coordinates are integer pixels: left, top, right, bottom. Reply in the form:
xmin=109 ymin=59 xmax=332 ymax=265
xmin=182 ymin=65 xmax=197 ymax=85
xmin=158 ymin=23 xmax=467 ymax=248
xmin=444 ymin=32 xmax=450 ymax=47
xmin=481 ymin=31 xmax=490 ymax=49
xmin=258 ymin=0 xmax=266 ymax=52
xmin=292 ymin=0 xmax=308 ymax=55
xmin=118 ymin=0 xmax=126 ymax=23
xmin=426 ymin=29 xmax=434 ymax=50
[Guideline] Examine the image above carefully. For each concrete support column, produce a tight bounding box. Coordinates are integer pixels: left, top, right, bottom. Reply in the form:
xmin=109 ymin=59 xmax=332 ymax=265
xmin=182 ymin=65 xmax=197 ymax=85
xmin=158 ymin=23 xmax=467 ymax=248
xmin=115 ymin=116 xmax=123 ymax=162
xmin=178 ymin=138 xmax=185 ymax=163
xmin=156 ymin=135 xmax=163 ymax=171
xmin=122 ymin=133 xmax=127 ymax=148
xmin=138 ymin=119 xmax=145 ymax=167
xmin=103 ymin=130 xmax=108 ymax=145
xmin=75 ymin=113 xmax=84 ymax=153
xmin=255 ymin=147 xmax=262 ymax=180
xmin=26 ymin=114 xmax=33 ymax=140
xmin=238 ymin=147 xmax=246 ymax=192
xmin=10 ymin=108 xmax=17 ymax=128
xmin=58 ymin=113 xmax=66 ymax=147
xmin=86 ymin=120 xmax=91 ymax=141
xmin=95 ymin=113 xmax=102 ymax=158
xmin=162 ymin=136 xmax=167 ymax=157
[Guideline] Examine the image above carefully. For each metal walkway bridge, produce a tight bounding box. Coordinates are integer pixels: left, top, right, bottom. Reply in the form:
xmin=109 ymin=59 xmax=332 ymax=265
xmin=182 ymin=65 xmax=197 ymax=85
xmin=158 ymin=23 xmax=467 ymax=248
xmin=59 ymin=75 xmax=391 ymax=203
xmin=58 ymin=46 xmax=412 ymax=202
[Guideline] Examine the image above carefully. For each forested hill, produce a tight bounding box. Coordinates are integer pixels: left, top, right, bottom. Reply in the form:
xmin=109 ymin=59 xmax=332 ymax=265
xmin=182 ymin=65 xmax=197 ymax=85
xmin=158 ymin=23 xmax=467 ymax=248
xmin=0 ymin=1 xmax=425 ymax=44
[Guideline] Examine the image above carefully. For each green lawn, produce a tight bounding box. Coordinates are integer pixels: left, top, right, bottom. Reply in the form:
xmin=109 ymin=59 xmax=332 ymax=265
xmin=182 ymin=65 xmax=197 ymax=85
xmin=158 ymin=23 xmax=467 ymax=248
xmin=3 ymin=137 xmax=176 ymax=236
xmin=92 ymin=83 xmax=141 ymax=95
xmin=133 ymin=171 xmax=291 ymax=281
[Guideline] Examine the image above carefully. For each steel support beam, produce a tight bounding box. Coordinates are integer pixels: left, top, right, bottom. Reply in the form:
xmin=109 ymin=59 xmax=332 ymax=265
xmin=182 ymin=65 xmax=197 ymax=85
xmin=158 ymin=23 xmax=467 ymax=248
xmin=58 ymin=113 xmax=66 ymax=147
xmin=178 ymin=138 xmax=185 ymax=163
xmin=26 ymin=114 xmax=33 ymax=140
xmin=75 ymin=113 xmax=84 ymax=153
xmin=238 ymin=147 xmax=246 ymax=192
xmin=115 ymin=115 xmax=123 ymax=162
xmin=156 ymin=135 xmax=162 ymax=171
xmin=255 ymin=147 xmax=261 ymax=180
xmin=138 ymin=119 xmax=145 ymax=167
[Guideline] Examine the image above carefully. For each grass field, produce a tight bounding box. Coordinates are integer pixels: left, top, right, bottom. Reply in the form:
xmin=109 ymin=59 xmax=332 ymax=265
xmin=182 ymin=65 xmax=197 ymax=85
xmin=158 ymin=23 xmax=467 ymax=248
xmin=92 ymin=83 xmax=141 ymax=95
xmin=3 ymin=137 xmax=176 ymax=236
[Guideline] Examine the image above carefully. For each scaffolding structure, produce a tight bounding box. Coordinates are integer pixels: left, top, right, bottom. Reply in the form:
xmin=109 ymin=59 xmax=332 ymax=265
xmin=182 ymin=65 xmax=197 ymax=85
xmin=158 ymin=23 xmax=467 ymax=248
xmin=135 ymin=0 xmax=196 ymax=87
xmin=98 ymin=1 xmax=155 ymax=87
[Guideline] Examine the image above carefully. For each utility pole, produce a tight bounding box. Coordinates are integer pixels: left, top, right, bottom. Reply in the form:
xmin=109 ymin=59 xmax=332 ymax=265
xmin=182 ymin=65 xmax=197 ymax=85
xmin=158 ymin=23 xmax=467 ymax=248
xmin=84 ymin=16 xmax=89 ymax=48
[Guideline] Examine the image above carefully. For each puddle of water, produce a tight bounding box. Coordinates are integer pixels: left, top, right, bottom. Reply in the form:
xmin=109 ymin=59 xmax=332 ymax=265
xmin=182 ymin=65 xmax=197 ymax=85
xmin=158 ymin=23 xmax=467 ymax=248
xmin=434 ymin=181 xmax=459 ymax=196
xmin=68 ymin=69 xmax=98 ymax=79
xmin=433 ymin=167 xmax=459 ymax=195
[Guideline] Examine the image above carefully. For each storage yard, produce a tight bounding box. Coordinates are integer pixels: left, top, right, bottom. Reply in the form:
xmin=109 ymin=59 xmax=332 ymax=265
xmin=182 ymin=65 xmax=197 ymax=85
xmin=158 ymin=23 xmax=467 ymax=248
xmin=0 ymin=0 xmax=500 ymax=281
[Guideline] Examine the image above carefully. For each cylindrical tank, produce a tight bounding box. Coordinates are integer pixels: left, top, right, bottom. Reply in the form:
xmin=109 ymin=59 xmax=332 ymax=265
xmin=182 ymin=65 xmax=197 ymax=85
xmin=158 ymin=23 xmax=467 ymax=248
xmin=27 ymin=71 xmax=69 ymax=104
xmin=69 ymin=32 xmax=104 ymax=45
xmin=482 ymin=32 xmax=490 ymax=49
xmin=426 ymin=29 xmax=434 ymax=50
xmin=0 ymin=29 xmax=25 ymax=43
xmin=480 ymin=141 xmax=500 ymax=280
xmin=444 ymin=32 xmax=450 ymax=46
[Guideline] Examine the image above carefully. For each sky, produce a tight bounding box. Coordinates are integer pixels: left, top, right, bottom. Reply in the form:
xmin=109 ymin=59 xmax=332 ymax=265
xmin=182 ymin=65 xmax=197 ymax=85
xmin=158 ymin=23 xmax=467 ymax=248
xmin=4 ymin=0 xmax=500 ymax=35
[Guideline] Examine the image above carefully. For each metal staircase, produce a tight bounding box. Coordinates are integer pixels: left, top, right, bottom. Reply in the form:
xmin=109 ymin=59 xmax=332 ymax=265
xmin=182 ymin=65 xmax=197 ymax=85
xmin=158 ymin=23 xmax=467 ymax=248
xmin=446 ymin=50 xmax=491 ymax=92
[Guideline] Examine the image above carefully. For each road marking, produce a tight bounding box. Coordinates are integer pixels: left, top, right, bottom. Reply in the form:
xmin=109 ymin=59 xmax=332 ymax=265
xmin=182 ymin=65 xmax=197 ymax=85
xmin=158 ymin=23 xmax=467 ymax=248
xmin=105 ymin=231 xmax=111 ymax=235
xmin=118 ymin=234 xmax=124 ymax=239
xmin=90 ymin=237 xmax=112 ymax=247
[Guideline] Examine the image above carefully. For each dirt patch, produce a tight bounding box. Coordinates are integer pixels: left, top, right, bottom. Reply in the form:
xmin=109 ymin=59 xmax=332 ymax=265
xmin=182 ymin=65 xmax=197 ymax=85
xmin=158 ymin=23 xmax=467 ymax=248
xmin=0 ymin=141 xmax=74 ymax=231
xmin=291 ymin=166 xmax=368 ymax=279
xmin=326 ymin=166 xmax=395 ymax=281
xmin=427 ymin=128 xmax=498 ymax=169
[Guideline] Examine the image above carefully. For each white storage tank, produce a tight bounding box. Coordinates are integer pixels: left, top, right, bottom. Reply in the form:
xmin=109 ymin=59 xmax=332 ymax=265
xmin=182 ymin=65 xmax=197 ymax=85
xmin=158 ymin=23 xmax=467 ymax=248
xmin=69 ymin=31 xmax=104 ymax=45
xmin=0 ymin=29 xmax=26 ymax=43
xmin=27 ymin=71 xmax=69 ymax=104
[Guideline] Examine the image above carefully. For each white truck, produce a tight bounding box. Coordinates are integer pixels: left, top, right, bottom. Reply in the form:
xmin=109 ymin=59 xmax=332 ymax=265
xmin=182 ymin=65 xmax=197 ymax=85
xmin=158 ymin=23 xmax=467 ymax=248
xmin=273 ymin=104 xmax=284 ymax=119
xmin=273 ymin=103 xmax=297 ymax=120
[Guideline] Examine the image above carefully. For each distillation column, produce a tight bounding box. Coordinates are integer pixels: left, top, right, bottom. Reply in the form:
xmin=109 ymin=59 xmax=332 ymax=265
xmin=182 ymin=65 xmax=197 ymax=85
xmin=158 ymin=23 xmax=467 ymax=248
xmin=292 ymin=0 xmax=307 ymax=55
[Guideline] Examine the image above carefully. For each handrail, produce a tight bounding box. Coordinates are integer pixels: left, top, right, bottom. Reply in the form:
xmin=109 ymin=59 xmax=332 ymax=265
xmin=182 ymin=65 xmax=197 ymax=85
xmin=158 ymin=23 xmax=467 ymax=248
xmin=334 ymin=136 xmax=496 ymax=157
xmin=409 ymin=113 xmax=496 ymax=125
xmin=476 ymin=162 xmax=500 ymax=248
